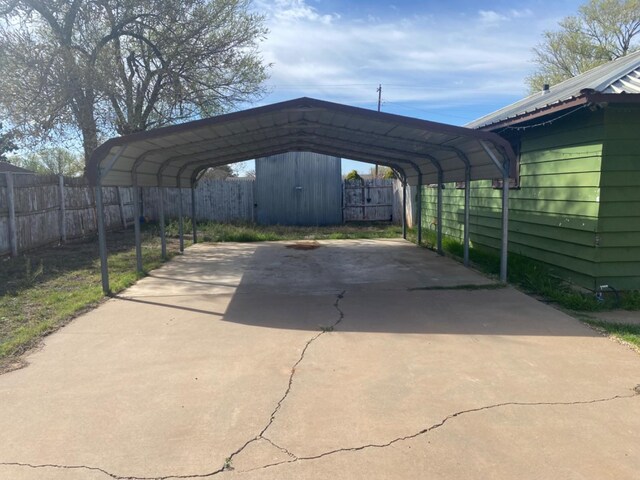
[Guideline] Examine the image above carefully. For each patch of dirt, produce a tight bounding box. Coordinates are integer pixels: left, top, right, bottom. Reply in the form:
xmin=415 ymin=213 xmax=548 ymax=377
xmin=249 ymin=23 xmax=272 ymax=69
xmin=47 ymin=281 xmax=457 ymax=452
xmin=286 ymin=241 xmax=321 ymax=250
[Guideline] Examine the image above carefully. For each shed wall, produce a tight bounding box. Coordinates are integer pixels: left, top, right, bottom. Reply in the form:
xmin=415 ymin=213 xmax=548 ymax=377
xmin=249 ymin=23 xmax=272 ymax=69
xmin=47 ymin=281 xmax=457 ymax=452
xmin=255 ymin=152 xmax=342 ymax=226
xmin=422 ymin=108 xmax=605 ymax=289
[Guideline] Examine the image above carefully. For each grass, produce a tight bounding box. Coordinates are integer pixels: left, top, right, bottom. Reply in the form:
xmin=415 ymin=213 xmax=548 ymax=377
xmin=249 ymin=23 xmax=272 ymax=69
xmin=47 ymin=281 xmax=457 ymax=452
xmin=0 ymin=221 xmax=399 ymax=369
xmin=419 ymin=229 xmax=640 ymax=350
xmin=580 ymin=319 xmax=640 ymax=350
xmin=419 ymin=229 xmax=640 ymax=311
xmin=3 ymin=219 xmax=640 ymax=368
xmin=165 ymin=219 xmax=404 ymax=243
xmin=408 ymin=283 xmax=506 ymax=291
xmin=0 ymin=227 xmax=183 ymax=370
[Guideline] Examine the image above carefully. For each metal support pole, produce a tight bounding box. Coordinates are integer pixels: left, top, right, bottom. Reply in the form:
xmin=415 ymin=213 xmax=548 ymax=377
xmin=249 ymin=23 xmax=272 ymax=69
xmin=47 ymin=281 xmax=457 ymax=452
xmin=178 ymin=188 xmax=184 ymax=253
xmin=416 ymin=173 xmax=423 ymax=245
xmin=59 ymin=175 xmax=67 ymax=244
xmin=191 ymin=185 xmax=197 ymax=244
xmin=158 ymin=187 xmax=167 ymax=260
xmin=402 ymin=180 xmax=407 ymax=240
xmin=437 ymin=170 xmax=443 ymax=255
xmin=95 ymin=186 xmax=110 ymax=295
xmin=463 ymin=166 xmax=471 ymax=267
xmin=133 ymin=185 xmax=143 ymax=273
xmin=500 ymin=159 xmax=510 ymax=283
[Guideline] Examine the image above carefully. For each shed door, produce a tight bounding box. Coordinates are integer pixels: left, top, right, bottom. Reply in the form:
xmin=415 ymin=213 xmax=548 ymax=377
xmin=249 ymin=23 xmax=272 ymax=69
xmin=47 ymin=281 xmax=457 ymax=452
xmin=255 ymin=152 xmax=342 ymax=226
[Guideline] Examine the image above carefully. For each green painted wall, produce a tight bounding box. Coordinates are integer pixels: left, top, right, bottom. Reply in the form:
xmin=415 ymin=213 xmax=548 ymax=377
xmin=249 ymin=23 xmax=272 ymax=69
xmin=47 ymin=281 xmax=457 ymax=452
xmin=422 ymin=108 xmax=606 ymax=290
xmin=596 ymin=105 xmax=640 ymax=290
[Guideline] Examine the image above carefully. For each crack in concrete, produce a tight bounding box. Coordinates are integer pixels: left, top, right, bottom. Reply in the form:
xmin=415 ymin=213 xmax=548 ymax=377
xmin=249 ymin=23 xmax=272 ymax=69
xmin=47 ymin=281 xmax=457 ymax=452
xmin=261 ymin=436 xmax=298 ymax=460
xmin=220 ymin=290 xmax=346 ymax=469
xmin=5 ymin=289 xmax=635 ymax=479
xmin=241 ymin=389 xmax=640 ymax=473
xmin=2 ymin=389 xmax=638 ymax=479
xmin=0 ymin=291 xmax=346 ymax=480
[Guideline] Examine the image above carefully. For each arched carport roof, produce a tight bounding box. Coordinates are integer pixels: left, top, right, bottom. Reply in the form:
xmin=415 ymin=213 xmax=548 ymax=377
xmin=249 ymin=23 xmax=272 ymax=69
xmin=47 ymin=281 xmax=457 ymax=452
xmin=89 ymin=97 xmax=515 ymax=295
xmin=87 ymin=97 xmax=514 ymax=188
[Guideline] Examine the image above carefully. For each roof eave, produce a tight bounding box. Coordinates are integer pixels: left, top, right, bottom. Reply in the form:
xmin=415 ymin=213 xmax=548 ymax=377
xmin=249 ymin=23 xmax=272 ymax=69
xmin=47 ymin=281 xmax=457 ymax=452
xmin=475 ymin=95 xmax=589 ymax=131
xmin=476 ymin=92 xmax=640 ymax=132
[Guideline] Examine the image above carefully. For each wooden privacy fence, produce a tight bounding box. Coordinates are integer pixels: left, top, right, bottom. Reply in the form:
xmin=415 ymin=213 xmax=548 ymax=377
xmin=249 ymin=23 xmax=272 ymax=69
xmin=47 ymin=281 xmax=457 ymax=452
xmin=344 ymin=178 xmax=414 ymax=223
xmin=1 ymin=174 xmax=414 ymax=256
xmin=142 ymin=178 xmax=255 ymax=223
xmin=0 ymin=172 xmax=135 ymax=257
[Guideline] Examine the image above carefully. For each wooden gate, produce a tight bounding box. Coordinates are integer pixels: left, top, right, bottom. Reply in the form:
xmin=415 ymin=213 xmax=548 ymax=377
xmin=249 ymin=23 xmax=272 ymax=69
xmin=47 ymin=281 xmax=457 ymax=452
xmin=343 ymin=178 xmax=394 ymax=222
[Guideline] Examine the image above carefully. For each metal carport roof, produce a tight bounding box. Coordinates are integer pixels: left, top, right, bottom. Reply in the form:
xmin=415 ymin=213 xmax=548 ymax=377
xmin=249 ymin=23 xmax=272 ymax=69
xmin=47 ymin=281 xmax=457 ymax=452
xmin=86 ymin=97 xmax=515 ymax=294
xmin=87 ymin=97 xmax=514 ymax=188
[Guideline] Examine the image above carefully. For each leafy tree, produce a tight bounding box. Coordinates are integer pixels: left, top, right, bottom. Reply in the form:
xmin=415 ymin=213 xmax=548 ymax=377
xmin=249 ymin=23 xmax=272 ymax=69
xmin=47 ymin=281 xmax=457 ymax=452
xmin=9 ymin=147 xmax=84 ymax=176
xmin=528 ymin=0 xmax=640 ymax=92
xmin=0 ymin=0 xmax=269 ymax=163
xmin=370 ymin=165 xmax=396 ymax=179
xmin=0 ymin=122 xmax=17 ymax=161
xmin=344 ymin=169 xmax=363 ymax=182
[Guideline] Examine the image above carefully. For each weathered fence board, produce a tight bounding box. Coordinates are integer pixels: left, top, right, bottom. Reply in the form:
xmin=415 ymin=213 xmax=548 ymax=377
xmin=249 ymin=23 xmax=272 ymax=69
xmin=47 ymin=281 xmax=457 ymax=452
xmin=392 ymin=180 xmax=415 ymax=228
xmin=0 ymin=173 xmax=135 ymax=256
xmin=142 ymin=178 xmax=255 ymax=223
xmin=343 ymin=178 xmax=395 ymax=222
xmin=1 ymin=172 xmax=412 ymax=257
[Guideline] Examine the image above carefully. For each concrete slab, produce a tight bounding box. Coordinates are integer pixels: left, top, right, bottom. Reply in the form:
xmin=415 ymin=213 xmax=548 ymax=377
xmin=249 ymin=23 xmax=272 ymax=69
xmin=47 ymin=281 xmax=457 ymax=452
xmin=0 ymin=239 xmax=639 ymax=479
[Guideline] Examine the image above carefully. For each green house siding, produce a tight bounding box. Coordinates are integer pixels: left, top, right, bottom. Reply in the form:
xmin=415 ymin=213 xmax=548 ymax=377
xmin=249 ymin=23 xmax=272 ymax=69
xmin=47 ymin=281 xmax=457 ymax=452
xmin=422 ymin=108 xmax=605 ymax=290
xmin=597 ymin=105 xmax=640 ymax=290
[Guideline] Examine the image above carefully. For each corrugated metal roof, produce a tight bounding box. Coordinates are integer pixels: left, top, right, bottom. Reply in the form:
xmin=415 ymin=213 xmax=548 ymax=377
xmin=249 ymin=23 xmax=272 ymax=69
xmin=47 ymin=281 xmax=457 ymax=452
xmin=605 ymin=66 xmax=640 ymax=93
xmin=87 ymin=97 xmax=515 ymax=188
xmin=467 ymin=50 xmax=640 ymax=129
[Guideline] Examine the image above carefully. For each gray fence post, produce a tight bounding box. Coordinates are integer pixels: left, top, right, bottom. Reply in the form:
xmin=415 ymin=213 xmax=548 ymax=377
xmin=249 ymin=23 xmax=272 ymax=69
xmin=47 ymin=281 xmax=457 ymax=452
xmin=158 ymin=187 xmax=167 ymax=260
xmin=416 ymin=173 xmax=423 ymax=245
xmin=133 ymin=185 xmax=143 ymax=273
xmin=117 ymin=187 xmax=127 ymax=229
xmin=59 ymin=175 xmax=67 ymax=243
xmin=5 ymin=172 xmax=18 ymax=256
xmin=402 ymin=180 xmax=407 ymax=240
xmin=95 ymin=185 xmax=110 ymax=295
xmin=178 ymin=188 xmax=184 ymax=253
xmin=191 ymin=185 xmax=197 ymax=243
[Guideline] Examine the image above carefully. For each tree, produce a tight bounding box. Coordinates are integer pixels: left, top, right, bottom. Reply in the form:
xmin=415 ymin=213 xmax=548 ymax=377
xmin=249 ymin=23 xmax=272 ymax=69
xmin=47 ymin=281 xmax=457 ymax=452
xmin=9 ymin=147 xmax=84 ymax=176
xmin=200 ymin=164 xmax=235 ymax=180
xmin=369 ymin=165 xmax=396 ymax=179
xmin=344 ymin=169 xmax=363 ymax=182
xmin=0 ymin=122 xmax=17 ymax=161
xmin=527 ymin=0 xmax=640 ymax=92
xmin=0 ymin=0 xmax=269 ymax=164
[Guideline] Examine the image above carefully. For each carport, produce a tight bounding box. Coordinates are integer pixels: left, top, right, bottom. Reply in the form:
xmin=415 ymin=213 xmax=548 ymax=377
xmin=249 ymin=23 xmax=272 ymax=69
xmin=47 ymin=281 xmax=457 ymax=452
xmin=87 ymin=97 xmax=515 ymax=294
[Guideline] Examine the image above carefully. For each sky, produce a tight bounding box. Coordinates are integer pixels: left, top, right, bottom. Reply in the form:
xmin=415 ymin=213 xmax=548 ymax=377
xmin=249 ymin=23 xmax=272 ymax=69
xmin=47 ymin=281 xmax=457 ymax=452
xmin=238 ymin=0 xmax=585 ymax=174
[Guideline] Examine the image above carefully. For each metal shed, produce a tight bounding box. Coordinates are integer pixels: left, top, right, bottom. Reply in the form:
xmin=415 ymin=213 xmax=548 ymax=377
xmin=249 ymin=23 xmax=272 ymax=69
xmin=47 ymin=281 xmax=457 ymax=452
xmin=255 ymin=152 xmax=342 ymax=226
xmin=87 ymin=97 xmax=515 ymax=294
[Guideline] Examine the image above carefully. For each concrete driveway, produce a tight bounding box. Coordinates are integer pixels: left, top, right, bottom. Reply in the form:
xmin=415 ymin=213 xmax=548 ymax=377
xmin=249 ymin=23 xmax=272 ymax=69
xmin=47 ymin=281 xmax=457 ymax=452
xmin=1 ymin=239 xmax=639 ymax=479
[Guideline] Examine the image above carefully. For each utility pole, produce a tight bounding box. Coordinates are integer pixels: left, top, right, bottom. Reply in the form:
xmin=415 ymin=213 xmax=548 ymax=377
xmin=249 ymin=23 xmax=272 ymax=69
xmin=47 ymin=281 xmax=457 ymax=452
xmin=375 ymin=84 xmax=381 ymax=177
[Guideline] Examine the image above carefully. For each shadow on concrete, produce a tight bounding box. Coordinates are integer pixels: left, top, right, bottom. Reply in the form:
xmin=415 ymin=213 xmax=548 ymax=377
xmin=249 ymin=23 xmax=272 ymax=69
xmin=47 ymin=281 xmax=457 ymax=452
xmin=213 ymin=241 xmax=596 ymax=337
xmin=114 ymin=295 xmax=225 ymax=317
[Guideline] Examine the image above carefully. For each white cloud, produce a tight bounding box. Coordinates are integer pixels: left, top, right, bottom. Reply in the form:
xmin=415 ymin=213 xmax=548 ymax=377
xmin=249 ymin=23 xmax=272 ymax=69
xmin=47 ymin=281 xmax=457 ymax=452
xmin=252 ymin=1 xmax=562 ymax=119
xmin=510 ymin=8 xmax=534 ymax=18
xmin=478 ymin=10 xmax=508 ymax=24
xmin=259 ymin=0 xmax=339 ymax=25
